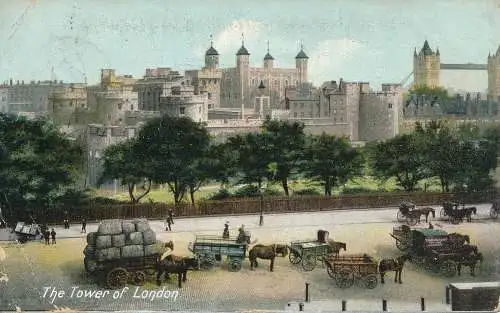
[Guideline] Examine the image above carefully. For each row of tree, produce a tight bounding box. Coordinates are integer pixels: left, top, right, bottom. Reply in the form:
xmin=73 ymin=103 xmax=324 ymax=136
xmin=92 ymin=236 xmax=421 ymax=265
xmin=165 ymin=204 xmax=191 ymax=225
xmin=100 ymin=115 xmax=500 ymax=204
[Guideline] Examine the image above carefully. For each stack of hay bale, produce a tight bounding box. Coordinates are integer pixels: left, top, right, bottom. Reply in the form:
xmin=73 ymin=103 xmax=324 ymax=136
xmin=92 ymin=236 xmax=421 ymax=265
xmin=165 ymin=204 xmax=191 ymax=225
xmin=84 ymin=219 xmax=158 ymax=266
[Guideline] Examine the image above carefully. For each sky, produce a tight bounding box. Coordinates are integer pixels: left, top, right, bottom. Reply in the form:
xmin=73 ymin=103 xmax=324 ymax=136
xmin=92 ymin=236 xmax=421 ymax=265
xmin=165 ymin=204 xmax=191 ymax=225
xmin=0 ymin=0 xmax=499 ymax=90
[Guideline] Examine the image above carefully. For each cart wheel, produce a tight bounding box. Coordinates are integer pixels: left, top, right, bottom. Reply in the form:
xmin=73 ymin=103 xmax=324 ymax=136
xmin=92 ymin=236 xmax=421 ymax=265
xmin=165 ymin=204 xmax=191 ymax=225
xmin=334 ymin=269 xmax=354 ymax=289
xmin=326 ymin=263 xmax=335 ymax=279
xmin=397 ymin=211 xmax=405 ymax=222
xmin=106 ymin=267 xmax=128 ymax=289
xmin=363 ymin=274 xmax=378 ymax=289
xmin=395 ymin=239 xmax=410 ymax=251
xmin=229 ymin=259 xmax=242 ymax=272
xmin=450 ymin=216 xmax=461 ymax=225
xmin=289 ymin=251 xmax=301 ymax=264
xmin=490 ymin=207 xmax=498 ymax=219
xmin=440 ymin=260 xmax=457 ymax=277
xmin=302 ymin=254 xmax=317 ymax=271
xmin=199 ymin=254 xmax=216 ymax=270
xmin=424 ymin=257 xmax=440 ymax=273
xmin=133 ymin=271 xmax=146 ymax=285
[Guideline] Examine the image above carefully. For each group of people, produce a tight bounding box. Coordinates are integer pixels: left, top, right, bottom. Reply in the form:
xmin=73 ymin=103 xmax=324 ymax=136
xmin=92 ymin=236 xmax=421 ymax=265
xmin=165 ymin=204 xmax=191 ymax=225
xmin=43 ymin=228 xmax=56 ymax=245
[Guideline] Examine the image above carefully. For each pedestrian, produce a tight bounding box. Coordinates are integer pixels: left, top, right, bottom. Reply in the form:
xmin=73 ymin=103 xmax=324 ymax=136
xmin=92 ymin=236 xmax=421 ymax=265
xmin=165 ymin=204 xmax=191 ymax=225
xmin=44 ymin=230 xmax=50 ymax=245
xmin=63 ymin=219 xmax=69 ymax=229
xmin=81 ymin=218 xmax=86 ymax=233
xmin=168 ymin=209 xmax=175 ymax=224
xmin=165 ymin=217 xmax=172 ymax=231
xmin=50 ymin=228 xmax=56 ymax=244
xmin=223 ymin=221 xmax=229 ymax=239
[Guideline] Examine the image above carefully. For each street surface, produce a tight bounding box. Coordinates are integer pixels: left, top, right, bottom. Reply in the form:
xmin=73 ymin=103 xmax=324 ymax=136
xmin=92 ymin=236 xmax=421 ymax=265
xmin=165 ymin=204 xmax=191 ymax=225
xmin=0 ymin=203 xmax=498 ymax=312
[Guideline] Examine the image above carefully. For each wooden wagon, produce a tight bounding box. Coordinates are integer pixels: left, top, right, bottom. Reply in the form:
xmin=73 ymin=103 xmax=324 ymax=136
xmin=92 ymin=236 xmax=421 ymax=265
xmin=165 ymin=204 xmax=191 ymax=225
xmin=188 ymin=235 xmax=248 ymax=272
xmin=84 ymin=254 xmax=159 ymax=289
xmin=288 ymin=230 xmax=331 ymax=271
xmin=13 ymin=222 xmax=43 ymax=243
xmin=324 ymin=254 xmax=379 ymax=289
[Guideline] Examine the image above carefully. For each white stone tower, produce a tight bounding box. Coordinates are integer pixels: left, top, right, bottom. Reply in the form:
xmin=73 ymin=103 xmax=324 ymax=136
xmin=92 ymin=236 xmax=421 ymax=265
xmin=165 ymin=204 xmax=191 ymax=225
xmin=204 ymin=35 xmax=219 ymax=69
xmin=263 ymin=41 xmax=274 ymax=69
xmin=487 ymin=46 xmax=500 ymax=102
xmin=236 ymin=34 xmax=250 ymax=118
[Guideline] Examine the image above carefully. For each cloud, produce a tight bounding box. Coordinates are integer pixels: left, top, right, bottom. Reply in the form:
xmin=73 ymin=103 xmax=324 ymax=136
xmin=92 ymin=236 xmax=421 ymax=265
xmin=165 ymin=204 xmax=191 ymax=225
xmin=308 ymin=38 xmax=364 ymax=86
xmin=194 ymin=19 xmax=263 ymax=59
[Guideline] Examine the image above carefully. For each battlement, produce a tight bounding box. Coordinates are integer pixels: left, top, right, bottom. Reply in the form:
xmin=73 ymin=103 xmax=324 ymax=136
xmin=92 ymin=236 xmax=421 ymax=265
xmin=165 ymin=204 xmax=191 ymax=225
xmin=205 ymin=119 xmax=263 ymax=128
xmin=87 ymin=124 xmax=137 ymax=138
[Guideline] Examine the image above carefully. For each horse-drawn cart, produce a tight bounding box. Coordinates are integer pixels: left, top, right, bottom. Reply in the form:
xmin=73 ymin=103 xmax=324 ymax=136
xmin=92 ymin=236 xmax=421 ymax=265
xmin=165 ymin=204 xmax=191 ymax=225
xmin=324 ymin=254 xmax=378 ymax=289
xmin=188 ymin=235 xmax=249 ymax=272
xmin=84 ymin=254 xmax=159 ymax=288
xmin=288 ymin=230 xmax=331 ymax=271
xmin=13 ymin=222 xmax=43 ymax=243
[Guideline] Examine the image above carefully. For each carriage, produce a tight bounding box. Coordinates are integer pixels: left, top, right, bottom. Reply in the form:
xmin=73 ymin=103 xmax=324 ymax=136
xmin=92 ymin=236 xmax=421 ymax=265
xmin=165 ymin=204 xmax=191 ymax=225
xmin=84 ymin=254 xmax=160 ymax=289
xmin=490 ymin=199 xmax=500 ymax=219
xmin=396 ymin=201 xmax=426 ymax=226
xmin=13 ymin=221 xmax=43 ymax=243
xmin=390 ymin=226 xmax=478 ymax=277
xmin=288 ymin=230 xmax=332 ymax=271
xmin=440 ymin=202 xmax=477 ymax=224
xmin=188 ymin=234 xmax=249 ymax=272
xmin=323 ymin=254 xmax=379 ymax=289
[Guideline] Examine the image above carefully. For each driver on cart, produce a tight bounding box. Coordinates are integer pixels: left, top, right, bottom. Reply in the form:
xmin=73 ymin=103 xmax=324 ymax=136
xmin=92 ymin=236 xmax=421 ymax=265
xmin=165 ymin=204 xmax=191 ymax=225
xmin=158 ymin=241 xmax=175 ymax=265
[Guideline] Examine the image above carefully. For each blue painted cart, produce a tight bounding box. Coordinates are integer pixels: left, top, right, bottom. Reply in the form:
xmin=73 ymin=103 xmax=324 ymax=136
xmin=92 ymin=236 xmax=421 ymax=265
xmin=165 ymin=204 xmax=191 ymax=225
xmin=188 ymin=235 xmax=248 ymax=272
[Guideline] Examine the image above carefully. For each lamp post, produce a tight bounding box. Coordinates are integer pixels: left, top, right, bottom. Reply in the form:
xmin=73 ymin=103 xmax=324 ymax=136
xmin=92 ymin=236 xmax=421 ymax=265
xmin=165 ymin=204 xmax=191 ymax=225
xmin=259 ymin=183 xmax=265 ymax=226
xmin=257 ymin=80 xmax=266 ymax=119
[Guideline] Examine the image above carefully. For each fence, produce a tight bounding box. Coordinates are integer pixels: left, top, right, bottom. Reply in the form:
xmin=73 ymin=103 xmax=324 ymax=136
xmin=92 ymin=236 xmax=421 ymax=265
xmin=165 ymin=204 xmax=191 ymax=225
xmin=37 ymin=190 xmax=499 ymax=224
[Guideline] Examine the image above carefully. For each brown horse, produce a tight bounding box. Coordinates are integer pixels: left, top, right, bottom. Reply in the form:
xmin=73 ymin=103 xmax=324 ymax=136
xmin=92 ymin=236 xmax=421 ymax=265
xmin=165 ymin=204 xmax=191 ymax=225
xmin=327 ymin=240 xmax=347 ymax=257
xmin=248 ymin=244 xmax=287 ymax=272
xmin=457 ymin=252 xmax=483 ymax=276
xmin=400 ymin=205 xmax=436 ymax=223
xmin=156 ymin=255 xmax=199 ymax=288
xmin=378 ymin=254 xmax=410 ymax=284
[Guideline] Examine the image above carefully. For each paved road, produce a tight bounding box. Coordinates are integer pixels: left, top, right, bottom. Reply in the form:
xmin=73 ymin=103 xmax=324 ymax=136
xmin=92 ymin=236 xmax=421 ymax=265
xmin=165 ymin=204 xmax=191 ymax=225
xmin=0 ymin=203 xmax=494 ymax=241
xmin=0 ymin=203 xmax=496 ymax=312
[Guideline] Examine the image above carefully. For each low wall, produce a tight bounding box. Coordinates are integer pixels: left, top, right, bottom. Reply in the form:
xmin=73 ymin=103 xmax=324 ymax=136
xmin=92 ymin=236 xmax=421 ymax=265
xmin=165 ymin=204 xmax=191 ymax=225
xmin=35 ymin=191 xmax=497 ymax=224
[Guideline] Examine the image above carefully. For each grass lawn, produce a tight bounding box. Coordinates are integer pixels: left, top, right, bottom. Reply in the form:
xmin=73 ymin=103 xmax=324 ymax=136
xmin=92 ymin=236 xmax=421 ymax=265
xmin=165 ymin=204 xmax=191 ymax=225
xmin=91 ymin=176 xmax=443 ymax=204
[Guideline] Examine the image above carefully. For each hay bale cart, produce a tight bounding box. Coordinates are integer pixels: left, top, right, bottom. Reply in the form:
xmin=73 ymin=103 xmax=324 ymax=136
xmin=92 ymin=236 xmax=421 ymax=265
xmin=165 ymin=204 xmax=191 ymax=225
xmin=188 ymin=235 xmax=247 ymax=272
xmin=84 ymin=254 xmax=159 ymax=289
xmin=324 ymin=254 xmax=379 ymax=289
xmin=288 ymin=230 xmax=332 ymax=271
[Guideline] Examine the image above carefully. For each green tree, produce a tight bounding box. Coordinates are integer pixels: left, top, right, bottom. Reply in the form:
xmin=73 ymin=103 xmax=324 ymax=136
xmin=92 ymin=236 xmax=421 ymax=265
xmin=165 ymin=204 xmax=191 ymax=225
xmin=228 ymin=132 xmax=273 ymax=190
xmin=0 ymin=113 xmax=83 ymax=222
xmin=262 ymin=118 xmax=306 ymax=196
xmin=204 ymin=142 xmax=239 ymax=188
xmin=100 ymin=139 xmax=151 ymax=204
xmin=369 ymin=134 xmax=427 ymax=192
xmin=135 ymin=115 xmax=211 ymax=205
xmin=301 ymin=134 xmax=364 ymax=196
xmin=408 ymin=85 xmax=451 ymax=100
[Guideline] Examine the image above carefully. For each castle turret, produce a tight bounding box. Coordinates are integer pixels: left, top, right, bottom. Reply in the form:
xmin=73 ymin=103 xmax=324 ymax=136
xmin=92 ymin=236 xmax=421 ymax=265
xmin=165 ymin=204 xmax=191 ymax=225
xmin=487 ymin=45 xmax=500 ymax=102
xmin=413 ymin=40 xmax=440 ymax=88
xmin=236 ymin=40 xmax=250 ymax=69
xmin=204 ymin=35 xmax=219 ymax=70
xmin=295 ymin=44 xmax=308 ymax=84
xmin=264 ymin=41 xmax=274 ymax=69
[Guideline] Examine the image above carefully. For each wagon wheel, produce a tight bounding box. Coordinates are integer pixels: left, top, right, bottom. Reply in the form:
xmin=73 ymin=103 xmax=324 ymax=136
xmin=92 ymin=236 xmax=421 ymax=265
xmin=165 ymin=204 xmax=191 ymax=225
xmin=132 ymin=271 xmax=146 ymax=286
xmin=326 ymin=263 xmax=335 ymax=279
xmin=490 ymin=207 xmax=499 ymax=219
xmin=424 ymin=257 xmax=440 ymax=273
xmin=440 ymin=260 xmax=457 ymax=277
xmin=302 ymin=254 xmax=317 ymax=271
xmin=397 ymin=210 xmax=405 ymax=222
xmin=450 ymin=216 xmax=461 ymax=225
xmin=406 ymin=215 xmax=419 ymax=226
xmin=289 ymin=250 xmax=301 ymax=264
xmin=334 ymin=269 xmax=354 ymax=289
xmin=395 ymin=238 xmax=410 ymax=251
xmin=106 ymin=267 xmax=128 ymax=289
xmin=229 ymin=259 xmax=242 ymax=272
xmin=363 ymin=274 xmax=378 ymax=289
xmin=199 ymin=254 xmax=216 ymax=270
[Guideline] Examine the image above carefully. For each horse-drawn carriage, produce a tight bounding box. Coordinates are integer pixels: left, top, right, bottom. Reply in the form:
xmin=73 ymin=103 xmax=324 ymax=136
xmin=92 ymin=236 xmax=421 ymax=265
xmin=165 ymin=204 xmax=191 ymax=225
xmin=288 ymin=230 xmax=333 ymax=271
xmin=324 ymin=254 xmax=379 ymax=289
xmin=396 ymin=201 xmax=435 ymax=226
xmin=13 ymin=221 xmax=43 ymax=243
xmin=188 ymin=234 xmax=250 ymax=272
xmin=390 ymin=226 xmax=481 ymax=277
xmin=440 ymin=201 xmax=477 ymax=224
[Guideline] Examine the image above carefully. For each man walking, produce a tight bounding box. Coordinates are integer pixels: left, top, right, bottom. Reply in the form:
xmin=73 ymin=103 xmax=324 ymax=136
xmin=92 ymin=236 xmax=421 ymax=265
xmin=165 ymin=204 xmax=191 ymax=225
xmin=44 ymin=230 xmax=50 ymax=245
xmin=81 ymin=218 xmax=86 ymax=233
xmin=50 ymin=228 xmax=56 ymax=244
xmin=168 ymin=209 xmax=174 ymax=224
xmin=165 ymin=217 xmax=172 ymax=231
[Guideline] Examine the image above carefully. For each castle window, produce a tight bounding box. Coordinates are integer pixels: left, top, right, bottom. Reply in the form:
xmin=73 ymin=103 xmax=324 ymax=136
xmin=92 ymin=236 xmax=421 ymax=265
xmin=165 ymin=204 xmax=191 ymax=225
xmin=130 ymin=104 xmax=134 ymax=110
xmin=208 ymin=93 xmax=212 ymax=100
xmin=180 ymin=107 xmax=186 ymax=115
xmin=294 ymin=112 xmax=298 ymax=118
xmin=285 ymin=80 xmax=288 ymax=86
xmin=388 ymin=103 xmax=393 ymax=109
